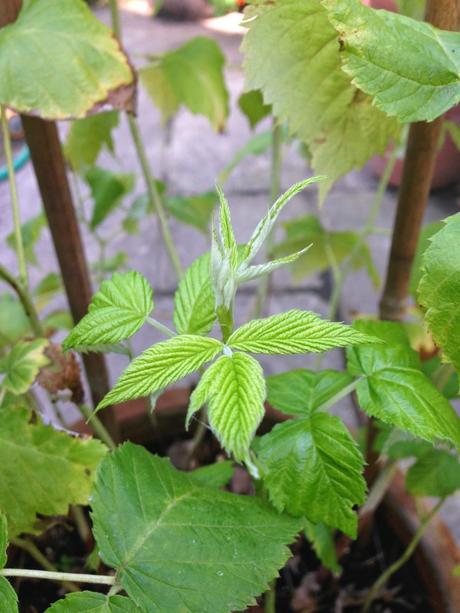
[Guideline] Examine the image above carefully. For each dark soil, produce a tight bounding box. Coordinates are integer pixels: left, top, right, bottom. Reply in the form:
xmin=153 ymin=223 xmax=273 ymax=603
xmin=11 ymin=428 xmax=433 ymax=613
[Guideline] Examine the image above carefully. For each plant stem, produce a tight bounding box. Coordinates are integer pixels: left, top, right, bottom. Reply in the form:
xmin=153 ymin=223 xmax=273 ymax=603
xmin=71 ymin=505 xmax=91 ymax=549
xmin=109 ymin=0 xmax=121 ymax=38
xmin=0 ymin=263 xmax=43 ymax=337
xmin=264 ymin=579 xmax=276 ymax=613
xmin=0 ymin=567 xmax=115 ymax=586
xmin=315 ymin=378 xmax=360 ymax=413
xmin=363 ymin=498 xmax=445 ymax=612
xmin=1 ymin=105 xmax=28 ymax=288
xmin=147 ymin=316 xmax=176 ymax=338
xmin=252 ymin=121 xmax=283 ymax=318
xmin=78 ymin=404 xmax=117 ymax=451
xmin=10 ymin=538 xmax=79 ymax=593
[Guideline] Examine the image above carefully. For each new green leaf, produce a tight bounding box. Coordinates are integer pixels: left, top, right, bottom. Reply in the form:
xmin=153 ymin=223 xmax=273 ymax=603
xmin=91 ymin=444 xmax=302 ymax=613
xmin=418 ymin=214 xmax=460 ymax=374
xmin=97 ymin=336 xmax=222 ymax=410
xmin=267 ymin=369 xmax=354 ymax=417
xmin=258 ymin=413 xmax=366 ymax=537
xmin=348 ymin=320 xmax=460 ymax=450
xmin=324 ymin=0 xmax=460 ymax=122
xmin=0 ymin=0 xmax=134 ymax=119
xmin=228 ymin=309 xmax=376 ymax=355
xmin=0 ymin=403 xmax=106 ymax=536
xmin=64 ymin=272 xmax=153 ymax=352
xmin=46 ymin=592 xmax=142 ymax=613
xmin=187 ymin=353 xmax=266 ymax=461
xmin=173 ymin=253 xmax=216 ymax=335
xmin=140 ymin=37 xmax=229 ymax=130
xmin=0 ymin=339 xmax=49 ymax=395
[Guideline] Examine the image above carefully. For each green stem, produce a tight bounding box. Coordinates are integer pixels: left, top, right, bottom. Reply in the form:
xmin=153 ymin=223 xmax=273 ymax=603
xmin=71 ymin=505 xmax=91 ymax=548
xmin=264 ymin=579 xmax=276 ymax=613
xmin=147 ymin=316 xmax=176 ymax=338
xmin=252 ymin=121 xmax=283 ymax=318
xmin=315 ymin=378 xmax=360 ymax=413
xmin=0 ymin=567 xmax=115 ymax=586
xmin=0 ymin=263 xmax=43 ymax=337
xmin=432 ymin=363 xmax=456 ymax=393
xmin=78 ymin=404 xmax=117 ymax=451
xmin=11 ymin=538 xmax=80 ymax=593
xmin=327 ymin=147 xmax=398 ymax=321
xmin=109 ymin=0 xmax=122 ymax=38
xmin=1 ymin=106 xmax=28 ymax=288
xmin=363 ymin=498 xmax=445 ymax=612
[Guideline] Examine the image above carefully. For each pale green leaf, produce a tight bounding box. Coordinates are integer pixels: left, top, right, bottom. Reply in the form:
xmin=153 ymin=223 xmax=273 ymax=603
xmin=0 ymin=578 xmax=18 ymax=613
xmin=42 ymin=310 xmax=73 ymax=333
xmin=187 ymin=353 xmax=266 ymax=461
xmin=0 ymin=339 xmax=49 ymax=395
xmin=63 ymin=272 xmax=153 ymax=352
xmin=242 ymin=0 xmax=399 ymax=199
xmin=46 ymin=592 xmax=142 ymax=612
xmin=0 ymin=0 xmax=134 ymax=119
xmin=33 ymin=272 xmax=63 ymax=310
xmin=173 ymin=253 xmax=216 ymax=336
xmin=228 ymin=309 xmax=376 ymax=355
xmin=140 ymin=36 xmax=229 ymax=130
xmin=258 ymin=413 xmax=366 ymax=537
xmin=216 ymin=184 xmax=237 ymax=254
xmin=0 ymin=294 xmax=31 ymax=347
xmin=267 ymin=369 xmax=354 ymax=417
xmin=406 ymin=449 xmax=460 ymax=498
xmin=166 ymin=191 xmax=217 ymax=233
xmin=0 ymin=403 xmax=106 ymax=537
xmin=7 ymin=214 xmax=46 ymax=267
xmin=418 ymin=214 xmax=460 ymax=374
xmin=274 ymin=215 xmax=379 ymax=287
xmin=324 ymin=0 xmax=460 ymax=122
xmin=238 ymin=90 xmax=271 ymax=129
xmin=91 ymin=443 xmax=302 ymax=612
xmin=97 ymin=336 xmax=223 ymax=410
xmin=85 ymin=167 xmax=135 ymax=230
xmin=304 ymin=520 xmax=341 ymax=576
xmin=65 ymin=112 xmax=119 ymax=172
xmin=347 ymin=320 xmax=460 ymax=450
xmin=0 ymin=514 xmax=7 ymax=568
xmin=191 ymin=461 xmax=234 ymax=489
xmin=236 ymin=246 xmax=312 ymax=284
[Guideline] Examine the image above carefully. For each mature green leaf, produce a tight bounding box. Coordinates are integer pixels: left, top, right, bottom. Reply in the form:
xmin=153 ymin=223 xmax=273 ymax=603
xmin=64 ymin=272 xmax=153 ymax=352
xmin=258 ymin=413 xmax=366 ymax=537
xmin=0 ymin=0 xmax=134 ymax=119
xmin=140 ymin=37 xmax=229 ymax=130
xmin=242 ymin=0 xmax=398 ymax=199
xmin=0 ymin=578 xmax=18 ymax=613
xmin=418 ymin=214 xmax=460 ymax=374
xmin=395 ymin=0 xmax=426 ymax=19
xmin=267 ymin=369 xmax=354 ymax=417
xmin=33 ymin=273 xmax=63 ymax=311
xmin=46 ymin=592 xmax=141 ymax=612
xmin=91 ymin=444 xmax=302 ymax=612
xmin=65 ymin=112 xmax=119 ymax=171
xmin=166 ymin=191 xmax=217 ymax=233
xmin=0 ymin=514 xmax=7 ymax=568
xmin=406 ymin=448 xmax=460 ymax=498
xmin=0 ymin=403 xmax=106 ymax=536
xmin=409 ymin=221 xmax=444 ymax=298
xmin=304 ymin=520 xmax=341 ymax=576
xmin=42 ymin=310 xmax=73 ymax=333
xmin=0 ymin=294 xmax=31 ymax=347
xmin=187 ymin=353 xmax=266 ymax=461
xmin=97 ymin=336 xmax=222 ymax=410
xmin=173 ymin=254 xmax=216 ymax=336
xmin=0 ymin=339 xmax=49 ymax=395
xmin=324 ymin=0 xmax=460 ymax=122
xmin=238 ymin=90 xmax=271 ymax=129
xmin=274 ymin=215 xmax=379 ymax=287
xmin=191 ymin=461 xmax=234 ymax=489
xmin=228 ymin=310 xmax=375 ymax=355
xmin=7 ymin=214 xmax=46 ymax=267
xmin=348 ymin=320 xmax=460 ymax=450
xmin=85 ymin=167 xmax=135 ymax=230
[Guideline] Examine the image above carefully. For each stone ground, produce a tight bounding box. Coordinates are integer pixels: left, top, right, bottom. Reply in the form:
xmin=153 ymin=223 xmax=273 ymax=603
xmin=1 ymin=6 xmax=459 ymax=535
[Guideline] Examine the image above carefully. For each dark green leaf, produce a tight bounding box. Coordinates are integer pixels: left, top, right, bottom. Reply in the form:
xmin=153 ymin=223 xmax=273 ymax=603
xmin=86 ymin=167 xmax=135 ymax=230
xmin=304 ymin=520 xmax=341 ymax=576
xmin=238 ymin=90 xmax=271 ymax=129
xmin=46 ymin=592 xmax=142 ymax=612
xmin=166 ymin=191 xmax=217 ymax=233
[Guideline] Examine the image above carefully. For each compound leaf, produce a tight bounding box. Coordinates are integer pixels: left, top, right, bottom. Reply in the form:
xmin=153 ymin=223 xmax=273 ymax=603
xmin=64 ymin=272 xmax=153 ymax=352
xmin=258 ymin=413 xmax=366 ymax=537
xmin=187 ymin=353 xmax=266 ymax=461
xmin=0 ymin=403 xmax=106 ymax=537
xmin=46 ymin=592 xmax=142 ymax=613
xmin=0 ymin=339 xmax=49 ymax=395
xmin=65 ymin=112 xmax=119 ymax=172
xmin=228 ymin=309 xmax=376 ymax=355
xmin=97 ymin=336 xmax=223 ymax=410
xmin=173 ymin=253 xmax=216 ymax=336
xmin=0 ymin=0 xmax=134 ymax=119
xmin=91 ymin=444 xmax=302 ymax=613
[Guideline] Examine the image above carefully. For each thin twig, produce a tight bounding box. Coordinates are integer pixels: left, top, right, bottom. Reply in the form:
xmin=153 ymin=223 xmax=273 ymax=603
xmin=0 ymin=567 xmax=115 ymax=586
xmin=78 ymin=404 xmax=117 ymax=451
xmin=0 ymin=263 xmax=43 ymax=337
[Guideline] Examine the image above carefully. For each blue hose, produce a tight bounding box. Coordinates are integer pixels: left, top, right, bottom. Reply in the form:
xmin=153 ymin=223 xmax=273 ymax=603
xmin=0 ymin=144 xmax=30 ymax=182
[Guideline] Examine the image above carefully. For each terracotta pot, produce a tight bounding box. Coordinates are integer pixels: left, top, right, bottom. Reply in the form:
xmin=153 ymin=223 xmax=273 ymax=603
xmin=72 ymin=389 xmax=460 ymax=610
